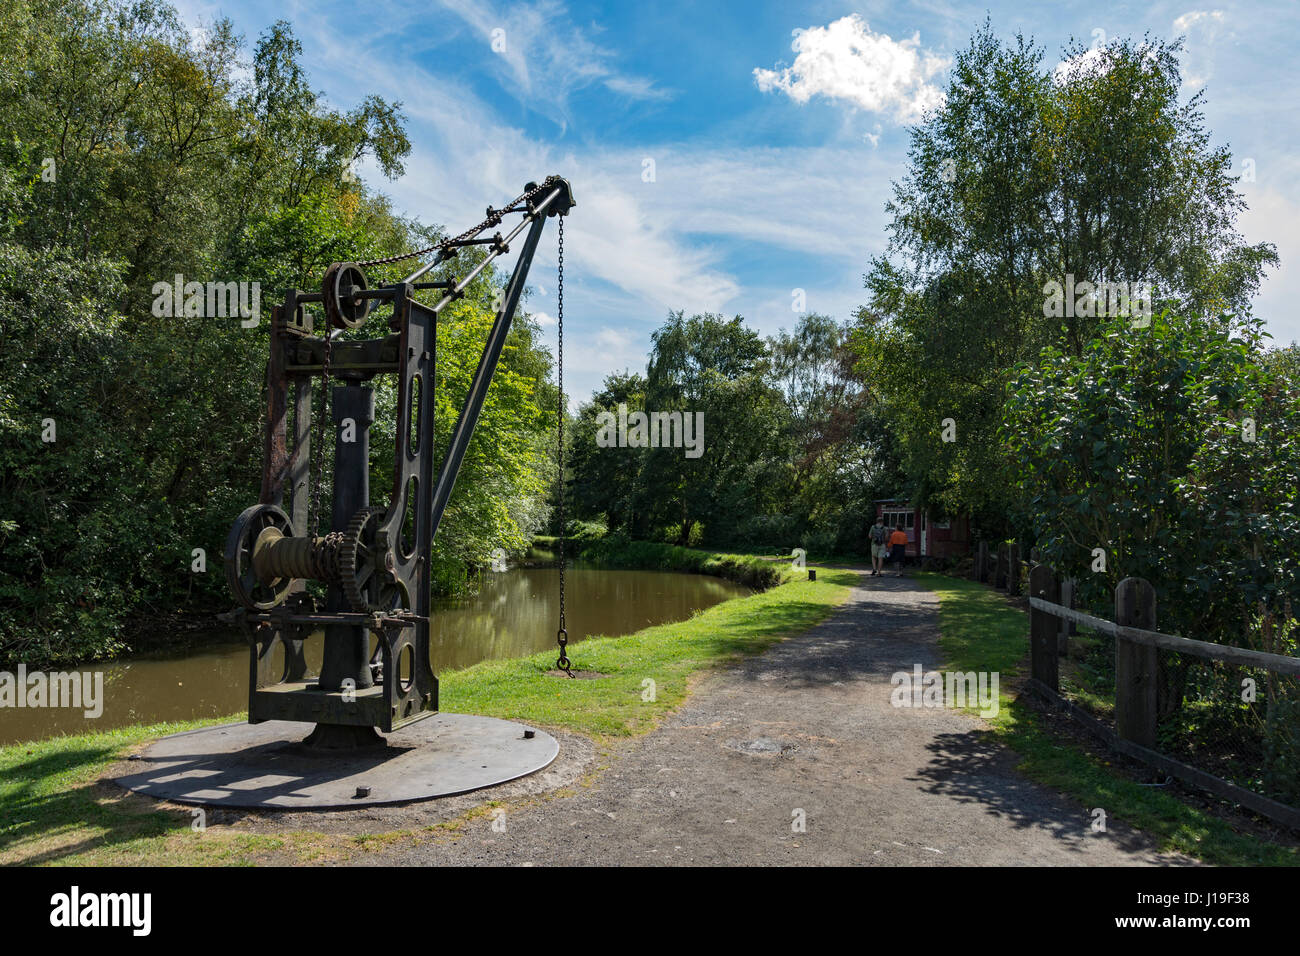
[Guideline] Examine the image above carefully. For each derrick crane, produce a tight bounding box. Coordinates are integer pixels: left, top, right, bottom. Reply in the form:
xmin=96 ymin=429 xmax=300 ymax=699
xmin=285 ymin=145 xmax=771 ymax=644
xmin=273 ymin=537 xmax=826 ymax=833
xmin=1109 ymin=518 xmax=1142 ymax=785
xmin=221 ymin=176 xmax=574 ymax=748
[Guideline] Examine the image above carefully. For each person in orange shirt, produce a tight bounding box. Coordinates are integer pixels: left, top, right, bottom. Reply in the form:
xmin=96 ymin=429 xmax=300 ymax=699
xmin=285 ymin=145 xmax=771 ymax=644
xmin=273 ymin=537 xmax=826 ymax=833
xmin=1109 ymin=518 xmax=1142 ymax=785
xmin=888 ymin=526 xmax=909 ymax=577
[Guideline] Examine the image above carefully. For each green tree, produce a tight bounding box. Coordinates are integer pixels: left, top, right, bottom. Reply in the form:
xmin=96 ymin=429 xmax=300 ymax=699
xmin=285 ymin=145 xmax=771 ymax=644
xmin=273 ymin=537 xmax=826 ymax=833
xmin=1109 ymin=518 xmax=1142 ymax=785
xmin=0 ymin=0 xmax=557 ymax=664
xmin=640 ymin=312 xmax=786 ymax=546
xmin=569 ymin=371 xmax=648 ymax=535
xmin=852 ymin=22 xmax=1277 ymax=529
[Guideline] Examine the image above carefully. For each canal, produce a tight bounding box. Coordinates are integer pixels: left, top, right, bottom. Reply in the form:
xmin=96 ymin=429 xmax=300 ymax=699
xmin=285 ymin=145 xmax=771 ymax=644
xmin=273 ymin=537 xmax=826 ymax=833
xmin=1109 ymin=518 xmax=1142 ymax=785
xmin=0 ymin=566 xmax=748 ymax=745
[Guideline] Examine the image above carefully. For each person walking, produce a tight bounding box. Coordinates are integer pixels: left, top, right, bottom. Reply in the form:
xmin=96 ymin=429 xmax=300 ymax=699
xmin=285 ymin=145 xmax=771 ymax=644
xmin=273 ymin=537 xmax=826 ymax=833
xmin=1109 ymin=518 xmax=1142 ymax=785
xmin=869 ymin=518 xmax=888 ymax=576
xmin=888 ymin=525 xmax=909 ymax=577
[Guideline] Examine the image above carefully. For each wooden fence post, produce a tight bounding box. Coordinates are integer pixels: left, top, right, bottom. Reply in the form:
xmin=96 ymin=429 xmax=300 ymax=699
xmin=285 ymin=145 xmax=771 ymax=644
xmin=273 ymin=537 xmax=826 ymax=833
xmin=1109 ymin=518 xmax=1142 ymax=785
xmin=995 ymin=542 xmax=1008 ymax=589
xmin=1007 ymin=542 xmax=1021 ymax=596
xmin=974 ymin=541 xmax=988 ymax=583
xmin=1029 ymin=564 xmax=1060 ymax=691
xmin=1115 ymin=577 xmax=1158 ymax=749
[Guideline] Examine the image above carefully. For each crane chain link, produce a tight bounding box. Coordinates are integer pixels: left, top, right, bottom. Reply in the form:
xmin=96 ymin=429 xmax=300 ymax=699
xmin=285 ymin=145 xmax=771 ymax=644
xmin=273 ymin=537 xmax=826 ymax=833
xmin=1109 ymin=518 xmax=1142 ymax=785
xmin=308 ymin=333 xmax=332 ymax=536
xmin=355 ymin=179 xmax=559 ymax=269
xmin=555 ymin=215 xmax=572 ymax=678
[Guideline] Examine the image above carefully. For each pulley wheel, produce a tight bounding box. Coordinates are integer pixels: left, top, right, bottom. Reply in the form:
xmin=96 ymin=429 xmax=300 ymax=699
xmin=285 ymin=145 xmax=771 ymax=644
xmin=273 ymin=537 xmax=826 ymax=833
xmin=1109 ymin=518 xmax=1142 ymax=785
xmin=225 ymin=504 xmax=295 ymax=610
xmin=322 ymin=261 xmax=371 ymax=330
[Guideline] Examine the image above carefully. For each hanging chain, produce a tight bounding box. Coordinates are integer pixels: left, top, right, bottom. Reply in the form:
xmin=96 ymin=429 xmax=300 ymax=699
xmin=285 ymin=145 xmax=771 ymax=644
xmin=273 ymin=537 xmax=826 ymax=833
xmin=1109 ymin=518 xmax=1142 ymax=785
xmin=308 ymin=332 xmax=333 ymax=536
xmin=555 ymin=215 xmax=572 ymax=678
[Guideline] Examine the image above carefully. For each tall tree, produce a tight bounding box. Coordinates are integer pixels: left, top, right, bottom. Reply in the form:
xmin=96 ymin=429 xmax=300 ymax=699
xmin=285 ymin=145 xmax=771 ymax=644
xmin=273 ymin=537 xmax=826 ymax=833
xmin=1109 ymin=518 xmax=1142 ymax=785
xmin=851 ymin=22 xmax=1278 ymax=530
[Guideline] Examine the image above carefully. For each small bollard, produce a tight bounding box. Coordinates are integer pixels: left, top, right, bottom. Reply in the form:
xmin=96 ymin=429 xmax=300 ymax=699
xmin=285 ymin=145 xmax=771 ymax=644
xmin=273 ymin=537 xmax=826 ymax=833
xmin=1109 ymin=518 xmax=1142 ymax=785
xmin=354 ymin=785 xmax=371 ymax=799
xmin=808 ymin=569 xmax=817 ymax=582
xmin=523 ymin=729 xmax=535 ymax=739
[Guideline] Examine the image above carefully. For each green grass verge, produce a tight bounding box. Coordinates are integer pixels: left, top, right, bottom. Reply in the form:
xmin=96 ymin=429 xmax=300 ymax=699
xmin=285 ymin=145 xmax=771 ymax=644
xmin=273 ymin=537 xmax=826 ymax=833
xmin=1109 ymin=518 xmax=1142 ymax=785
xmin=0 ymin=568 xmax=855 ymax=866
xmin=574 ymin=537 xmax=787 ymax=590
xmin=917 ymin=572 xmax=1298 ymax=866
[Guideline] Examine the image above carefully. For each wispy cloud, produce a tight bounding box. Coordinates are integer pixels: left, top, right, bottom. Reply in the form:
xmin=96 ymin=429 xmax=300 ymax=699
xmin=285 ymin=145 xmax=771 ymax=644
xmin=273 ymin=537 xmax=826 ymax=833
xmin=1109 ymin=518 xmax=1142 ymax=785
xmin=1173 ymin=10 xmax=1226 ymax=33
xmin=603 ymin=75 xmax=675 ymax=101
xmin=434 ymin=0 xmax=668 ymax=127
xmin=753 ymin=14 xmax=948 ymax=123
xmin=1173 ymin=10 xmax=1227 ymax=88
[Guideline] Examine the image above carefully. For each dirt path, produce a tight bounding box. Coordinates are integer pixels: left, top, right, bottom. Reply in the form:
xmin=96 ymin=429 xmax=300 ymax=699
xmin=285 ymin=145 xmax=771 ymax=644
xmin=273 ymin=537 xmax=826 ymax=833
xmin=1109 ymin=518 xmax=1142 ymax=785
xmin=354 ymin=570 xmax=1192 ymax=866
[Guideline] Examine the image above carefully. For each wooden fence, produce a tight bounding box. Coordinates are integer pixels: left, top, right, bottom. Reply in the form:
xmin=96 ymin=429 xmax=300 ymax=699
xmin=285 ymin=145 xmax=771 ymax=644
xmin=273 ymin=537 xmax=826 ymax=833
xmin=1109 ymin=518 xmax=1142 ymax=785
xmin=970 ymin=542 xmax=1300 ymax=828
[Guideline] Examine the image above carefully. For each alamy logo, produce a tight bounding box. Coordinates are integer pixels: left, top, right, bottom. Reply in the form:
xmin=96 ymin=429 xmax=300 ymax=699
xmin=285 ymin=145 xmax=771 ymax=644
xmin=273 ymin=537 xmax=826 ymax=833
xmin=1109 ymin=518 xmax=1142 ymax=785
xmin=0 ymin=665 xmax=103 ymax=718
xmin=151 ymin=274 xmax=260 ymax=327
xmin=50 ymin=886 xmax=151 ymax=936
xmin=1041 ymin=274 xmax=1152 ymax=321
xmin=890 ymin=664 xmax=999 ymax=718
xmin=594 ymin=403 xmax=704 ymax=458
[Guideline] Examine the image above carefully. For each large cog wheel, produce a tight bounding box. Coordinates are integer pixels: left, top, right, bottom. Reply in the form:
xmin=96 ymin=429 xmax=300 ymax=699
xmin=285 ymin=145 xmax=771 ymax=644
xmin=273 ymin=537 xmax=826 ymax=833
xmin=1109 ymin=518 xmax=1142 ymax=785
xmin=340 ymin=507 xmax=407 ymax=612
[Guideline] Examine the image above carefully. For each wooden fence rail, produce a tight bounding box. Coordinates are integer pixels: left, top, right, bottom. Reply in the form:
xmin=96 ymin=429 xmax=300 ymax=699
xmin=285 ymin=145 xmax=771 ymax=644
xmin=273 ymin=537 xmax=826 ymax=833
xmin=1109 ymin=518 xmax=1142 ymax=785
xmin=1027 ymin=596 xmax=1300 ymax=676
xmin=1021 ymin=562 xmax=1300 ymax=829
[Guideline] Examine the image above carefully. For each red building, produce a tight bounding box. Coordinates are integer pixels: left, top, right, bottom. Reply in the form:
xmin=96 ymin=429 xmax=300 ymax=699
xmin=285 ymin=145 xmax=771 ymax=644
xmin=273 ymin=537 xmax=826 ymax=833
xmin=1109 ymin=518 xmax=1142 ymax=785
xmin=874 ymin=498 xmax=971 ymax=559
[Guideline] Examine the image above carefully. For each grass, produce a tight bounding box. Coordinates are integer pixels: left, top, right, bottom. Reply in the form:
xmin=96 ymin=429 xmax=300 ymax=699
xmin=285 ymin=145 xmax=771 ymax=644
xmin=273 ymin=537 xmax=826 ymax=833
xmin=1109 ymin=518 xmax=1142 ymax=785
xmin=917 ymin=571 xmax=1298 ymax=866
xmin=0 ymin=566 xmax=854 ymax=866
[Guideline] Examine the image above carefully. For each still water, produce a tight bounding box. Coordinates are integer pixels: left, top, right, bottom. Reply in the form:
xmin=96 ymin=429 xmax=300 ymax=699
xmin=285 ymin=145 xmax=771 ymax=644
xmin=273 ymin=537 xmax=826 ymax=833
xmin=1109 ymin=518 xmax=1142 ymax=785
xmin=0 ymin=566 xmax=747 ymax=745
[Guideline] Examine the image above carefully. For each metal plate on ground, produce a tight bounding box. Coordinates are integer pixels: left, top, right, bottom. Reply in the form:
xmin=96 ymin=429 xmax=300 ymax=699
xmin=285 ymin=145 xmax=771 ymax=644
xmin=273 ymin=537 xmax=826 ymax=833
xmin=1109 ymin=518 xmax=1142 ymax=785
xmin=112 ymin=713 xmax=558 ymax=810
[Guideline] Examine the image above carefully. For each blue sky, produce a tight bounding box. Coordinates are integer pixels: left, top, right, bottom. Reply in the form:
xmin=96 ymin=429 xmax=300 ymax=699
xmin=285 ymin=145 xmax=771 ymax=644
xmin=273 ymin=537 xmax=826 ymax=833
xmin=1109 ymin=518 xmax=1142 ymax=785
xmin=176 ymin=0 xmax=1300 ymax=403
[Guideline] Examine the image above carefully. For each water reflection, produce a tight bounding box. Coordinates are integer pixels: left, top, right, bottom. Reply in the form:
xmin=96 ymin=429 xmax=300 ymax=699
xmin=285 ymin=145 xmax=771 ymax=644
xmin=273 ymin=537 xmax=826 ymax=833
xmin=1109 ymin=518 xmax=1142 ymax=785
xmin=431 ymin=566 xmax=745 ymax=670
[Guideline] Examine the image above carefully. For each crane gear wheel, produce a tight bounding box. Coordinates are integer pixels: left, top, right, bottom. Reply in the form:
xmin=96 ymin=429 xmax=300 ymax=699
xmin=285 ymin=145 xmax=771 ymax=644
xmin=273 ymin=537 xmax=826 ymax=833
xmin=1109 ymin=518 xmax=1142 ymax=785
xmin=340 ymin=507 xmax=408 ymax=612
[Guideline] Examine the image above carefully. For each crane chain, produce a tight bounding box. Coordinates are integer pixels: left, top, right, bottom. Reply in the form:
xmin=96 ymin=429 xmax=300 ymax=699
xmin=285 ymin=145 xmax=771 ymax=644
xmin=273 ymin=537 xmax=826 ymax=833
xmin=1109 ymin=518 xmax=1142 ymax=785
xmin=308 ymin=333 xmax=332 ymax=536
xmin=355 ymin=179 xmax=558 ymax=269
xmin=555 ymin=215 xmax=572 ymax=678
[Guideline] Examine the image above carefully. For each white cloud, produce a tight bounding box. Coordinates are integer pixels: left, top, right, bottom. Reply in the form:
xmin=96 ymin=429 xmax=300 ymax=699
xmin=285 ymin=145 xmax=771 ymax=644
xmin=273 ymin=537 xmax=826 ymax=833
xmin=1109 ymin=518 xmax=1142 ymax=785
xmin=348 ymin=104 xmax=743 ymax=317
xmin=753 ymin=15 xmax=947 ymax=123
xmin=1172 ymin=10 xmax=1227 ymax=88
xmin=1053 ymin=41 xmax=1162 ymax=86
xmin=1054 ymin=45 xmax=1109 ymax=83
xmin=567 ymin=326 xmax=648 ymax=383
xmin=613 ymin=146 xmax=891 ymax=262
xmin=567 ymin=178 xmax=741 ymax=312
xmin=1173 ymin=10 xmax=1226 ymax=33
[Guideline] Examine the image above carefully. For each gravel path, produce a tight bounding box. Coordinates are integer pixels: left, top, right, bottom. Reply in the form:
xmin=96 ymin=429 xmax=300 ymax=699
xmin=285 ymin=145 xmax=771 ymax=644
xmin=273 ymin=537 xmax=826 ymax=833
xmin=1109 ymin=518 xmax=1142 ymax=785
xmin=362 ymin=570 xmax=1193 ymax=866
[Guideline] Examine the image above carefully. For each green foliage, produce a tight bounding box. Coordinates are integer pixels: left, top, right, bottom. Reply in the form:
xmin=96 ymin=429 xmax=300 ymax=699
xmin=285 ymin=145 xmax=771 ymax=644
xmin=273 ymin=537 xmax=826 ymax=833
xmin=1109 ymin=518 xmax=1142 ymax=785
xmin=851 ymin=21 xmax=1278 ymax=526
xmin=0 ymin=0 xmax=557 ymax=665
xmin=639 ymin=311 xmax=785 ymax=544
xmin=568 ymin=311 xmax=893 ymax=553
xmin=1003 ymin=310 xmax=1297 ymax=639
xmin=1003 ymin=311 xmax=1300 ymax=798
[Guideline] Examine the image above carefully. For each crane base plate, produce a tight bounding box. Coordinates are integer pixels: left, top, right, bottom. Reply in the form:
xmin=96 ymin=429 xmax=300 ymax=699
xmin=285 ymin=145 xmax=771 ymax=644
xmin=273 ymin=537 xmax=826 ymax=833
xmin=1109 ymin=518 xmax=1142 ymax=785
xmin=111 ymin=713 xmax=558 ymax=809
